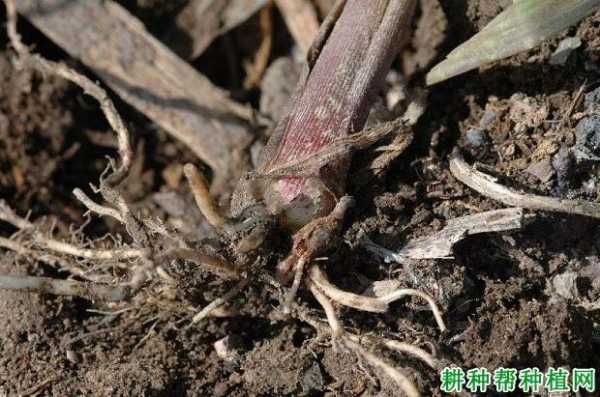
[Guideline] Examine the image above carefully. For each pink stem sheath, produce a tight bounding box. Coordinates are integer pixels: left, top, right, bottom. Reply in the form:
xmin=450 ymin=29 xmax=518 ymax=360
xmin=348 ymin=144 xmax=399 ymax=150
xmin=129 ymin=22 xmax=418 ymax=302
xmin=235 ymin=0 xmax=415 ymax=229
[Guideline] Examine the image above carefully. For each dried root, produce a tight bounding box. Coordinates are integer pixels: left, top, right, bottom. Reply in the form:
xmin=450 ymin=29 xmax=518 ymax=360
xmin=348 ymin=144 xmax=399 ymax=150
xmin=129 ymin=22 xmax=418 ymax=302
xmin=0 ymin=275 xmax=130 ymax=302
xmin=274 ymin=195 xmax=446 ymax=396
xmin=450 ymin=148 xmax=600 ymax=220
xmin=1 ymin=0 xmax=149 ymax=293
xmin=298 ymin=292 xmax=432 ymax=397
xmin=0 ymin=0 xmax=237 ymax=309
xmin=307 ymin=280 xmax=344 ymax=338
xmin=0 ymin=201 xmax=143 ymax=262
xmin=308 ymin=265 xmax=446 ymax=332
xmin=183 ymin=163 xmax=227 ymax=230
xmin=6 ymin=0 xmax=132 ymax=180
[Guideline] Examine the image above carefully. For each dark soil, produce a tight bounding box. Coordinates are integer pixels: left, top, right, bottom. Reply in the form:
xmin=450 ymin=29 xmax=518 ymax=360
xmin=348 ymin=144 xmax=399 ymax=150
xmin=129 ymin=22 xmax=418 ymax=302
xmin=1 ymin=1 xmax=599 ymax=396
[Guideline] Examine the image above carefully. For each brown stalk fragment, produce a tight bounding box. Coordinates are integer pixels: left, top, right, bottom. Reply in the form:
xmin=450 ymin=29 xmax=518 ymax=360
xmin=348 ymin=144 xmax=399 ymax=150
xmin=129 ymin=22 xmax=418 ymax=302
xmin=363 ymin=207 xmax=529 ymax=262
xmin=15 ymin=0 xmax=254 ymax=195
xmin=233 ymin=0 xmax=417 ymax=229
xmin=314 ymin=0 xmax=339 ymax=17
xmin=162 ymin=0 xmax=269 ymax=60
xmin=243 ymin=5 xmax=274 ymax=90
xmin=274 ymin=0 xmax=321 ymax=55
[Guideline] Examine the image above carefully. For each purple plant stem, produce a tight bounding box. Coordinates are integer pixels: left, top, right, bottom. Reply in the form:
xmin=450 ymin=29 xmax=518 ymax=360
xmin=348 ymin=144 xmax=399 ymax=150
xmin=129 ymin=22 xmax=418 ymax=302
xmin=253 ymin=0 xmax=415 ymax=227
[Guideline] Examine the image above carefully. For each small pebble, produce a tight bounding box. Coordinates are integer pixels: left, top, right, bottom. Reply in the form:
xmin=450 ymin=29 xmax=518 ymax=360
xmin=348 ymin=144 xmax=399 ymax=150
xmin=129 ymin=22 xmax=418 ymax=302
xmin=465 ymin=128 xmax=487 ymax=148
xmin=214 ymin=335 xmax=243 ymax=364
xmin=582 ymin=177 xmax=597 ymax=196
xmin=584 ymin=86 xmax=600 ymax=111
xmin=479 ymin=109 xmax=497 ymax=129
xmin=525 ymin=158 xmax=554 ymax=183
xmin=300 ymin=362 xmax=325 ymax=393
xmin=574 ymin=116 xmax=600 ymax=161
xmin=549 ymin=36 xmax=581 ymax=65
xmin=552 ymin=147 xmax=574 ymax=194
xmin=550 ymin=271 xmax=579 ymax=301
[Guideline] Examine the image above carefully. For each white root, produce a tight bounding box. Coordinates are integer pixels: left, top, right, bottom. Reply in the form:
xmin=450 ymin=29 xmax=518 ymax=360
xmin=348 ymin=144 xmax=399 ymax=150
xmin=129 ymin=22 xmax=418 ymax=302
xmin=0 ymin=275 xmax=130 ymax=302
xmin=0 ymin=201 xmax=143 ymax=261
xmin=6 ymin=0 xmax=132 ymax=177
xmin=192 ymin=279 xmax=248 ymax=323
xmin=0 ymin=200 xmax=144 ymax=260
xmin=5 ymin=0 xmax=141 ymax=233
xmin=309 ymin=266 xmax=446 ymax=332
xmin=73 ymin=189 xmax=124 ymax=223
xmin=308 ymin=265 xmax=388 ymax=312
xmin=304 ymin=289 xmax=422 ymax=397
xmin=0 ymin=237 xmax=116 ymax=283
xmin=378 ymin=339 xmax=438 ymax=370
xmin=3 ymin=0 xmax=147 ymax=254
xmin=380 ymin=289 xmax=447 ymax=332
xmin=0 ymin=200 xmax=32 ymax=229
xmin=307 ymin=280 xmax=343 ymax=338
xmin=283 ymin=257 xmax=306 ymax=314
xmin=343 ymin=338 xmax=421 ymax=397
xmin=2 ymin=0 xmax=162 ymax=293
xmin=0 ymin=236 xmax=28 ymax=255
xmin=42 ymin=239 xmax=143 ymax=261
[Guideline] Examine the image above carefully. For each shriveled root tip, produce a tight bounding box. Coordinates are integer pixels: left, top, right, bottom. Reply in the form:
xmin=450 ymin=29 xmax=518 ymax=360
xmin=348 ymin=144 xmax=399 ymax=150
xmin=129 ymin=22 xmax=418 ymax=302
xmin=183 ymin=163 xmax=226 ymax=230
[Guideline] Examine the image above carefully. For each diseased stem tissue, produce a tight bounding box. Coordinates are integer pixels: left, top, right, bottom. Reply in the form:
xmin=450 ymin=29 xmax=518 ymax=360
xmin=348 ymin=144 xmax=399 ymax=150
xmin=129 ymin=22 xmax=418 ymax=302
xmin=232 ymin=0 xmax=416 ymax=229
